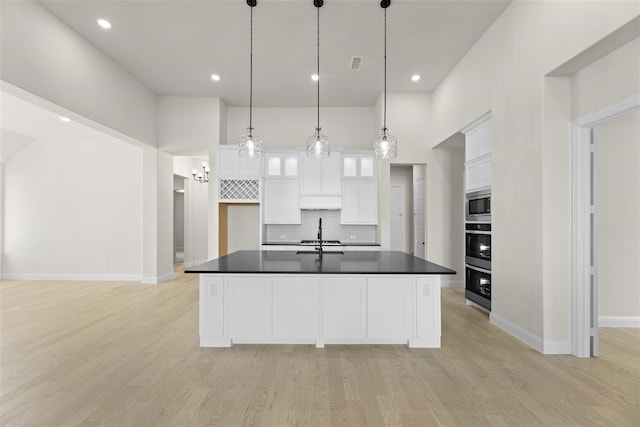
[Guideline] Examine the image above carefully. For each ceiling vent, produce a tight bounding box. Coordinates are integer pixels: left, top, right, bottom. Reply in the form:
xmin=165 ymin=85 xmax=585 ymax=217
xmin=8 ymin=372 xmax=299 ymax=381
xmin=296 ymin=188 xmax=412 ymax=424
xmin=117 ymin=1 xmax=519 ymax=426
xmin=350 ymin=56 xmax=363 ymax=71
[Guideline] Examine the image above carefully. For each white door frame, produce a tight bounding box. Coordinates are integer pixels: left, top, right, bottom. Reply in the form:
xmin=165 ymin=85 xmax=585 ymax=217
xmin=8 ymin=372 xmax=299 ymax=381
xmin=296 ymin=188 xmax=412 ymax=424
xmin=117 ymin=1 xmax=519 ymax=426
xmin=413 ymin=177 xmax=425 ymax=258
xmin=390 ymin=184 xmax=405 ymax=252
xmin=571 ymin=94 xmax=639 ymax=357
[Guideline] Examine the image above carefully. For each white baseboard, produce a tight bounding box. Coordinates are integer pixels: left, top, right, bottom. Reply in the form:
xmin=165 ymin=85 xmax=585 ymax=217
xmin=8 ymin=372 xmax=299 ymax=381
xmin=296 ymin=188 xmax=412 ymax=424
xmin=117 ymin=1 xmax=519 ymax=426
xmin=441 ymin=279 xmax=464 ymax=288
xmin=542 ymin=340 xmax=572 ymax=354
xmin=142 ymin=271 xmax=175 ymax=285
xmin=183 ymin=259 xmax=208 ymax=268
xmin=465 ymin=299 xmax=490 ymax=314
xmin=490 ymin=312 xmax=544 ymax=353
xmin=1 ymin=273 xmax=142 ymax=282
xmin=599 ymin=316 xmax=640 ymax=327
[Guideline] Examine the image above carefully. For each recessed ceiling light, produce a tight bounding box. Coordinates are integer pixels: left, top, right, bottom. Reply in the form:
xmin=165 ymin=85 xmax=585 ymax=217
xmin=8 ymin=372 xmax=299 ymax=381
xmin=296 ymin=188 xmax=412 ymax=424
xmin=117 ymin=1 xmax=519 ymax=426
xmin=97 ymin=19 xmax=112 ymax=29
xmin=411 ymin=74 xmax=421 ymax=82
xmin=311 ymin=74 xmax=319 ymax=81
xmin=211 ymin=74 xmax=221 ymax=82
xmin=59 ymin=116 xmax=71 ymax=122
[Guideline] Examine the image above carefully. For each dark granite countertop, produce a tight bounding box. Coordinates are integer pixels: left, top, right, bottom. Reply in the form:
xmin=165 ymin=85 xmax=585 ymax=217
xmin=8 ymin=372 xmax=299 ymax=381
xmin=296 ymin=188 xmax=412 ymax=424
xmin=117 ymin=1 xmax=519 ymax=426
xmin=262 ymin=242 xmax=381 ymax=246
xmin=185 ymin=250 xmax=455 ymax=275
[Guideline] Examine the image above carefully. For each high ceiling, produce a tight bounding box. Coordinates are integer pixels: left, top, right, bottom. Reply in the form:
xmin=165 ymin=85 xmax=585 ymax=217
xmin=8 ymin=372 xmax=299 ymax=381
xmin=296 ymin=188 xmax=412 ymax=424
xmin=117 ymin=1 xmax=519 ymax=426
xmin=39 ymin=0 xmax=511 ymax=107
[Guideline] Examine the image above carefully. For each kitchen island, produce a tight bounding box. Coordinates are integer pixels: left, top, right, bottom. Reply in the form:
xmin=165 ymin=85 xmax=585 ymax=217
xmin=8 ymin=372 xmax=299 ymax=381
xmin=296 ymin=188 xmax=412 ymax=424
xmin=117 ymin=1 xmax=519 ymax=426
xmin=186 ymin=250 xmax=455 ymax=348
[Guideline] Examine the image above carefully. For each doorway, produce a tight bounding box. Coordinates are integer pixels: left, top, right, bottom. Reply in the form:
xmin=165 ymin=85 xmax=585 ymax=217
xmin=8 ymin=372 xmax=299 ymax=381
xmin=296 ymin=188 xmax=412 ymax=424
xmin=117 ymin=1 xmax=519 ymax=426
xmin=414 ymin=177 xmax=426 ymax=258
xmin=571 ymin=96 xmax=639 ymax=357
xmin=219 ymin=203 xmax=260 ymax=256
xmin=390 ymin=164 xmax=426 ymax=256
xmin=173 ymin=174 xmax=186 ymax=263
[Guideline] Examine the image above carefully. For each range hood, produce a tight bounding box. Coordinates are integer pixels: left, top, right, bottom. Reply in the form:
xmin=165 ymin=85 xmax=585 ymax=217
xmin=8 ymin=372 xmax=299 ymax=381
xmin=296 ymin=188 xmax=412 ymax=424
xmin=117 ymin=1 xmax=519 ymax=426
xmin=299 ymin=195 xmax=342 ymax=210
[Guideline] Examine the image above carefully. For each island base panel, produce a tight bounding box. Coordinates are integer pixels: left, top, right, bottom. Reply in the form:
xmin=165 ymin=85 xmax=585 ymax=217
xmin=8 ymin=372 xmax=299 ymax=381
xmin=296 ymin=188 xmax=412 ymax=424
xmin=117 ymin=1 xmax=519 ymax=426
xmin=199 ymin=274 xmax=441 ymax=348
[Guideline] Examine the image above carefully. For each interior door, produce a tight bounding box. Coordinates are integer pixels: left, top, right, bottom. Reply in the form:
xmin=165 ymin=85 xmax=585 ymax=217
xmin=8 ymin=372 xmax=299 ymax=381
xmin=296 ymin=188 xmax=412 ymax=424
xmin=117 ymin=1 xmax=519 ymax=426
xmin=390 ymin=185 xmax=405 ymax=252
xmin=414 ymin=178 xmax=425 ymax=258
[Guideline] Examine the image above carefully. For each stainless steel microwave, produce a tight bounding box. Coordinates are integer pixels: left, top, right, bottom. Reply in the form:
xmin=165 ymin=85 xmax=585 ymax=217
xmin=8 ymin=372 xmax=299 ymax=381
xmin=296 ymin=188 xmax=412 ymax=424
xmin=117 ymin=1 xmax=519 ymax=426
xmin=465 ymin=189 xmax=491 ymax=222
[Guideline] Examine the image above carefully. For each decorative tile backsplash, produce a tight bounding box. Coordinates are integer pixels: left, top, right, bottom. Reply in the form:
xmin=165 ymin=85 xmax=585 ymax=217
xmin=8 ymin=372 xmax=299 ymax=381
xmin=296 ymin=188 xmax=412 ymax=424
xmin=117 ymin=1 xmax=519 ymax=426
xmin=265 ymin=210 xmax=376 ymax=243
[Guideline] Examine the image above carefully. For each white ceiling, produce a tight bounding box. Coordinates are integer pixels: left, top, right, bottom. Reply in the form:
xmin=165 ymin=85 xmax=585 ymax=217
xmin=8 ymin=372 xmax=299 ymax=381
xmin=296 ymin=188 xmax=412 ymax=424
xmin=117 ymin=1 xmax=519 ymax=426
xmin=38 ymin=0 xmax=511 ymax=107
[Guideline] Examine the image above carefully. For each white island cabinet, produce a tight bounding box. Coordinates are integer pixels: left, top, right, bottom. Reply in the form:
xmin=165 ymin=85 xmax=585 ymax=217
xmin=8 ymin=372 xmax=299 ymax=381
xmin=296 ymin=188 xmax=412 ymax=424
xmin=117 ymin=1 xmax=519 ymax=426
xmin=190 ymin=250 xmax=455 ymax=349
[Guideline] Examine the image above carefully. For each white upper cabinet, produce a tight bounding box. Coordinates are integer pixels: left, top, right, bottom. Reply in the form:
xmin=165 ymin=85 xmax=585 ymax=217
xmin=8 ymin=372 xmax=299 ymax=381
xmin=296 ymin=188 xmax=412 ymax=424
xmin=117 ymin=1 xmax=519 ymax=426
xmin=465 ymin=157 xmax=492 ymax=192
xmin=463 ymin=115 xmax=491 ymax=192
xmin=265 ymin=152 xmax=298 ymax=178
xmin=342 ymin=152 xmax=375 ymax=179
xmin=217 ymin=145 xmax=262 ymax=177
xmin=464 ymin=119 xmax=491 ymax=162
xmin=340 ymin=151 xmax=377 ymax=224
xmin=263 ymin=179 xmax=300 ymax=224
xmin=299 ymin=152 xmax=341 ymax=195
xmin=299 ymin=151 xmax=342 ymax=209
xmin=341 ymin=180 xmax=377 ymax=225
xmin=263 ymin=150 xmax=300 ymax=224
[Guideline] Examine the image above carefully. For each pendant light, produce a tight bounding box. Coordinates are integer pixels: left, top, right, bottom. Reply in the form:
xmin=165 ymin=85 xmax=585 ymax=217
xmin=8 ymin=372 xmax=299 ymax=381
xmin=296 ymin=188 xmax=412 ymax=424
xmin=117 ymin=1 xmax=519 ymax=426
xmin=238 ymin=0 xmax=264 ymax=158
xmin=306 ymin=0 xmax=330 ymax=158
xmin=373 ymin=0 xmax=397 ymax=159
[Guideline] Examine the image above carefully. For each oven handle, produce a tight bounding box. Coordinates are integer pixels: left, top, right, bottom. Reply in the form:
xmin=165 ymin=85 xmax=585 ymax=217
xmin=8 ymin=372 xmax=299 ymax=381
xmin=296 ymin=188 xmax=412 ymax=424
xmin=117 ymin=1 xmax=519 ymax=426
xmin=466 ymin=264 xmax=492 ymax=274
xmin=465 ymin=230 xmax=491 ymax=235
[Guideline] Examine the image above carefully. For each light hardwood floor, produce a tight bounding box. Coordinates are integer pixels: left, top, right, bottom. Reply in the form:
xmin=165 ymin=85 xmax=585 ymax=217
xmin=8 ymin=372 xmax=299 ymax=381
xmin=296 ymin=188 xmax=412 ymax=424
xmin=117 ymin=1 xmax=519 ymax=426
xmin=1 ymin=269 xmax=638 ymax=426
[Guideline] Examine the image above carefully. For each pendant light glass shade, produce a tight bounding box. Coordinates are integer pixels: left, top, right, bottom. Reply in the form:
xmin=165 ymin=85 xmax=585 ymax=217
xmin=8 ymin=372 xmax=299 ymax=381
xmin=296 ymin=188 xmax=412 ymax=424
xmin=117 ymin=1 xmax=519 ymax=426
xmin=239 ymin=0 xmax=263 ymax=158
xmin=239 ymin=127 xmax=263 ymax=158
xmin=374 ymin=128 xmax=397 ymax=159
xmin=373 ymin=0 xmax=397 ymax=159
xmin=306 ymin=127 xmax=330 ymax=158
xmin=306 ymin=0 xmax=329 ymax=158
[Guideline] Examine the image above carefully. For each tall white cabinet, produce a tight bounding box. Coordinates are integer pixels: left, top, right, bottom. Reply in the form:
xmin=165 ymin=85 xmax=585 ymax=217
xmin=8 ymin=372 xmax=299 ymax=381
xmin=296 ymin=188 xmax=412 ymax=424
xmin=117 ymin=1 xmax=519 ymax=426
xmin=340 ymin=152 xmax=377 ymax=224
xmin=263 ymin=151 xmax=300 ymax=224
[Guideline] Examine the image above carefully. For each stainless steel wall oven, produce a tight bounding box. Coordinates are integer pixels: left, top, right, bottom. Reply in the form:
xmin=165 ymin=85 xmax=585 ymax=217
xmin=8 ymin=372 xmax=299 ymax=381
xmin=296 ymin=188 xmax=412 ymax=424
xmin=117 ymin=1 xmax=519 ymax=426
xmin=465 ymin=222 xmax=491 ymax=311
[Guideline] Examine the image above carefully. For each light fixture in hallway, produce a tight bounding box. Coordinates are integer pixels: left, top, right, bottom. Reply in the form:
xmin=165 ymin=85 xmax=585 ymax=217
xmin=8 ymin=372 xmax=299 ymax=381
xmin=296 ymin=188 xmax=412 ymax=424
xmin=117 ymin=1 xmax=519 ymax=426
xmin=192 ymin=162 xmax=210 ymax=183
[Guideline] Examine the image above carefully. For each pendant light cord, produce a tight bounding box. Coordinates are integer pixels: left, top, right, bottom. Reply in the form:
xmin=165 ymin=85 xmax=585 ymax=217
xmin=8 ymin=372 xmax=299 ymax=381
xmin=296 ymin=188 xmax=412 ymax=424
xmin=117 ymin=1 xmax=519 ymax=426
xmin=383 ymin=7 xmax=387 ymax=131
xmin=316 ymin=5 xmax=320 ymax=131
xmin=249 ymin=5 xmax=254 ymax=132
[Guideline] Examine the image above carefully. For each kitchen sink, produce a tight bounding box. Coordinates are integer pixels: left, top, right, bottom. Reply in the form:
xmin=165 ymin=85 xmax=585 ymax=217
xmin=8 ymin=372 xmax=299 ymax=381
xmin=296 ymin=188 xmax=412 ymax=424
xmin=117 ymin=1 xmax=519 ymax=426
xmin=296 ymin=250 xmax=344 ymax=255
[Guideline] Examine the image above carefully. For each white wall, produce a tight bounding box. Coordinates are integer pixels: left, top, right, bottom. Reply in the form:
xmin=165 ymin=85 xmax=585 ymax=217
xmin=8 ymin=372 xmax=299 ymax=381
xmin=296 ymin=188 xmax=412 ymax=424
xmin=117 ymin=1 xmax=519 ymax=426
xmin=227 ymin=205 xmax=260 ymax=254
xmin=571 ymin=38 xmax=640 ymax=119
xmin=142 ymin=149 xmax=174 ymax=283
xmin=430 ymin=0 xmax=639 ymax=349
xmin=374 ymin=92 xmax=463 ymax=281
xmin=158 ymin=97 xmax=223 ymax=155
xmin=0 ymin=1 xmax=157 ymax=147
xmin=0 ymin=129 xmax=35 ymax=277
xmin=568 ymin=38 xmax=640 ymax=319
xmin=432 ymin=141 xmax=465 ymax=286
xmin=541 ymin=36 xmax=640 ymax=345
xmin=3 ymin=136 xmax=143 ymax=279
xmin=596 ymin=109 xmax=640 ymax=318
xmin=226 ymin=107 xmax=375 ymax=149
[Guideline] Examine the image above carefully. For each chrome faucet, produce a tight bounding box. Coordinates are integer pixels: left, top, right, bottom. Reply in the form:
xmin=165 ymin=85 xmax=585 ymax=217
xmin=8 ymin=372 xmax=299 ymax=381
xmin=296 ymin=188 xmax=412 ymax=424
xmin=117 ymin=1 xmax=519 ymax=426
xmin=317 ymin=218 xmax=323 ymax=254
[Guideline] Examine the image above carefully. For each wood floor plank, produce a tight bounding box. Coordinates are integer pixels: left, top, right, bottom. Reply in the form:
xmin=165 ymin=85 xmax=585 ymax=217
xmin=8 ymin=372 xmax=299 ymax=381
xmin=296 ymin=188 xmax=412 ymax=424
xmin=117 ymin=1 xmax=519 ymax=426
xmin=1 ymin=269 xmax=639 ymax=426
